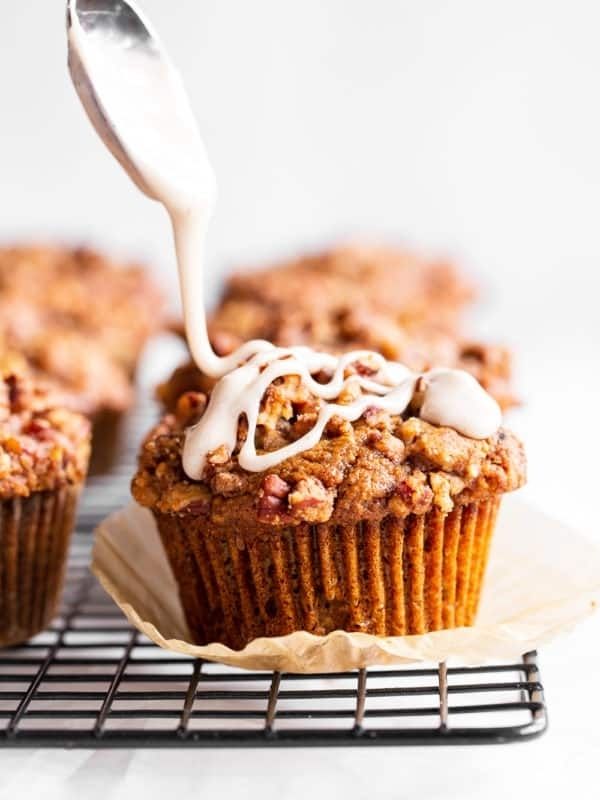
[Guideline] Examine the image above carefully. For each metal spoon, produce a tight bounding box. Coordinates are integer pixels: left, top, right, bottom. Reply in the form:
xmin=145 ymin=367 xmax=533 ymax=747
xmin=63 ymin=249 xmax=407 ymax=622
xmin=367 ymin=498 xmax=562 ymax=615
xmin=66 ymin=0 xmax=216 ymax=214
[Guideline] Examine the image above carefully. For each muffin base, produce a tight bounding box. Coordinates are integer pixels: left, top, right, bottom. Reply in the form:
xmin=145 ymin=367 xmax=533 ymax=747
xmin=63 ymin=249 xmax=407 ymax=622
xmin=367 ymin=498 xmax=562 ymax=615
xmin=155 ymin=498 xmax=500 ymax=650
xmin=0 ymin=487 xmax=80 ymax=646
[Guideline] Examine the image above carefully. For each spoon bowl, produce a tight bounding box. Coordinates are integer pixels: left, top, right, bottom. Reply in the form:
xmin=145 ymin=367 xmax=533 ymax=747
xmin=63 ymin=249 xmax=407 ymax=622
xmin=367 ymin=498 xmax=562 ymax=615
xmin=66 ymin=0 xmax=216 ymax=213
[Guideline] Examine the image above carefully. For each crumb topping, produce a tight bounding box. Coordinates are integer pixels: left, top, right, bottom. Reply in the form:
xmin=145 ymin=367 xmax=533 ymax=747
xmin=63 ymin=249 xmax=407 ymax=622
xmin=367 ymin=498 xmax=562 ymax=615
xmin=0 ymin=245 xmax=165 ymax=414
xmin=222 ymin=244 xmax=476 ymax=331
xmin=134 ymin=371 xmax=525 ymax=529
xmin=0 ymin=360 xmax=91 ymax=498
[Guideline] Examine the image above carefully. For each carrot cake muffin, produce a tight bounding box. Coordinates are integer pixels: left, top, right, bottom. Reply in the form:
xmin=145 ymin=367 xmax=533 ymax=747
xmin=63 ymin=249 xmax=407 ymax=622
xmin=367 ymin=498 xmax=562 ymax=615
xmin=0 ymin=354 xmax=90 ymax=645
xmin=134 ymin=358 xmax=526 ymax=650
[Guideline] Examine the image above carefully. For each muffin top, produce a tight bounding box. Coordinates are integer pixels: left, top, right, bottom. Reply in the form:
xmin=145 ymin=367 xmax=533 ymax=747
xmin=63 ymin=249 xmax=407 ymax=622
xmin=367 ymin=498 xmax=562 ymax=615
xmin=0 ymin=356 xmax=91 ymax=498
xmin=0 ymin=324 xmax=135 ymax=416
xmin=219 ymin=243 xmax=475 ymax=333
xmin=0 ymin=244 xmax=165 ymax=374
xmin=0 ymin=245 xmax=165 ymax=415
xmin=172 ymin=243 xmax=475 ymax=347
xmin=160 ymin=317 xmax=516 ymax=413
xmin=133 ymin=367 xmax=526 ymax=532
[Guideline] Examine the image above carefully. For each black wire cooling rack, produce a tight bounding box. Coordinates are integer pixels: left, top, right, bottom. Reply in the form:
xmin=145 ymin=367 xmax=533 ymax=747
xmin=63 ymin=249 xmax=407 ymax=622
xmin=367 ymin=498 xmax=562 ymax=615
xmin=0 ymin=406 xmax=548 ymax=748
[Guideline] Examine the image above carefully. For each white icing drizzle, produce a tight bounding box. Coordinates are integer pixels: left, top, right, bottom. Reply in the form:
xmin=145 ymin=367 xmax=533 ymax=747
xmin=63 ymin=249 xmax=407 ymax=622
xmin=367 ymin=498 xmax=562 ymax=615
xmin=182 ymin=349 xmax=502 ymax=479
xmin=68 ymin=3 xmax=503 ymax=482
xmin=69 ymin=10 xmax=273 ymax=380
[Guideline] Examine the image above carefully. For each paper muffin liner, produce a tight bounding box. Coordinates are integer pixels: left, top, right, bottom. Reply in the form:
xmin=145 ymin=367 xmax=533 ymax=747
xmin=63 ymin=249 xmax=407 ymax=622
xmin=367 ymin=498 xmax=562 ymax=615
xmin=0 ymin=487 xmax=81 ymax=646
xmin=92 ymin=499 xmax=600 ymax=672
xmin=152 ymin=499 xmax=500 ymax=650
xmin=89 ymin=410 xmax=126 ymax=476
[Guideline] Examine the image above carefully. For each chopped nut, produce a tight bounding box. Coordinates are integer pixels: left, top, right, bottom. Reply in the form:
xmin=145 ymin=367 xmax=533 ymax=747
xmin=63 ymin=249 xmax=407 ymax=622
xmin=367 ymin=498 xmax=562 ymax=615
xmin=261 ymin=474 xmax=291 ymax=499
xmin=353 ymin=355 xmax=381 ymax=376
xmin=175 ymin=391 xmax=207 ymax=424
xmin=207 ymin=444 xmax=230 ymax=465
xmin=429 ymin=472 xmax=464 ymax=513
xmin=291 ymin=411 xmax=320 ymax=438
xmin=258 ymin=374 xmax=313 ymax=430
xmin=257 ymin=494 xmax=291 ymax=524
xmin=363 ymin=406 xmax=389 ymax=428
xmin=366 ymin=430 xmax=405 ymax=463
xmin=288 ymin=477 xmax=334 ymax=523
xmin=389 ymin=474 xmax=434 ymax=516
xmin=257 ymin=474 xmax=292 ymax=523
xmin=168 ymin=483 xmax=211 ymax=514
xmin=324 ymin=415 xmax=352 ymax=438
xmin=184 ymin=500 xmax=211 ymax=515
xmin=337 ymin=378 xmax=361 ymax=405
xmin=212 ymin=471 xmax=248 ymax=496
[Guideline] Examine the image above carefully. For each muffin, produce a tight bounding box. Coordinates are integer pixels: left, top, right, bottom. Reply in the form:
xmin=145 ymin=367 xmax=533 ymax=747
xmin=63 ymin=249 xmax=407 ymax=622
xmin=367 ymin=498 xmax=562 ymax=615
xmin=160 ymin=244 xmax=516 ymax=412
xmin=169 ymin=242 xmax=475 ymax=350
xmin=0 ymin=356 xmax=91 ymax=646
xmin=133 ymin=365 xmax=526 ymax=650
xmin=0 ymin=245 xmax=165 ymax=470
xmin=0 ymin=245 xmax=164 ymax=376
xmin=216 ymin=243 xmax=476 ymax=337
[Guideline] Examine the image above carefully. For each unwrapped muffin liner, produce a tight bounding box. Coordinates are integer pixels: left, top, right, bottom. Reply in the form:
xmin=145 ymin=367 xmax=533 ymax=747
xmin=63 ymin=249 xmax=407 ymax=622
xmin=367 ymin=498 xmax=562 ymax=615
xmin=92 ymin=497 xmax=600 ymax=672
xmin=0 ymin=487 xmax=80 ymax=646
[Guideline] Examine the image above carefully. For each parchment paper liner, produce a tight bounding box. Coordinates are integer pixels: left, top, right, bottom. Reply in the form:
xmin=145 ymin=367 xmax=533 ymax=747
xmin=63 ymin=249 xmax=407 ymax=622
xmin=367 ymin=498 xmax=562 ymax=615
xmin=1 ymin=487 xmax=81 ymax=646
xmin=92 ymin=497 xmax=600 ymax=672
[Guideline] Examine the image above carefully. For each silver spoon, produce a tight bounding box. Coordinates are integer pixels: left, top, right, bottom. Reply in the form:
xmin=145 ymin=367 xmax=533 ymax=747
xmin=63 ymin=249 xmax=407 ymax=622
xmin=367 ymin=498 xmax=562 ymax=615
xmin=66 ymin=0 xmax=216 ymax=214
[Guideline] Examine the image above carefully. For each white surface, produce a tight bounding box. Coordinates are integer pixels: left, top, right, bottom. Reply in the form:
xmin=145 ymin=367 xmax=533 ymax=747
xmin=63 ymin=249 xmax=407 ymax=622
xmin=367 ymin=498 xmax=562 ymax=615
xmin=2 ymin=619 xmax=600 ymax=800
xmin=1 ymin=1 xmax=600 ymax=797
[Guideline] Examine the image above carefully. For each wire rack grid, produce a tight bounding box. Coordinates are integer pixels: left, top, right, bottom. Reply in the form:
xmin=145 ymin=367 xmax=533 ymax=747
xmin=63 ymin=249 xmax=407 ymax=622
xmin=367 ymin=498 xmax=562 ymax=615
xmin=0 ymin=406 xmax=548 ymax=747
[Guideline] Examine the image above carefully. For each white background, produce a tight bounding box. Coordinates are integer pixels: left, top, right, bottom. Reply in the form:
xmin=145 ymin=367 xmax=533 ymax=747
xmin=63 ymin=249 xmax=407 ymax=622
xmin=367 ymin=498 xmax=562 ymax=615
xmin=1 ymin=1 xmax=599 ymax=797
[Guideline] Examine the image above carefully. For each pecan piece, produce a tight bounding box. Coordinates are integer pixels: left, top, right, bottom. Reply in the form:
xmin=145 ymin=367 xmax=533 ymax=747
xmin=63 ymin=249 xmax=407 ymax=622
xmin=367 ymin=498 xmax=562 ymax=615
xmin=354 ymin=358 xmax=379 ymax=377
xmin=207 ymin=444 xmax=230 ymax=466
xmin=168 ymin=483 xmax=211 ymax=515
xmin=429 ymin=472 xmax=465 ymax=513
xmin=389 ymin=473 xmax=433 ymax=516
xmin=261 ymin=474 xmax=291 ymax=499
xmin=366 ymin=430 xmax=405 ymax=463
xmin=363 ymin=406 xmax=389 ymax=428
xmin=212 ymin=470 xmax=248 ymax=497
xmin=288 ymin=477 xmax=334 ymax=523
xmin=175 ymin=391 xmax=208 ymax=424
xmin=257 ymin=474 xmax=292 ymax=523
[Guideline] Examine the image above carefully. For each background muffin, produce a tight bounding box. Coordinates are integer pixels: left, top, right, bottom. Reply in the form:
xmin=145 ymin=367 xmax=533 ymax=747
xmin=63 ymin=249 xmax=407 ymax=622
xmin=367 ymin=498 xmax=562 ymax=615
xmin=0 ymin=356 xmax=90 ymax=646
xmin=0 ymin=246 xmax=164 ymax=375
xmin=160 ymin=244 xmax=516 ymax=412
xmin=134 ymin=366 xmax=526 ymax=650
xmin=215 ymin=243 xmax=475 ymax=335
xmin=0 ymin=245 xmax=165 ymax=470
